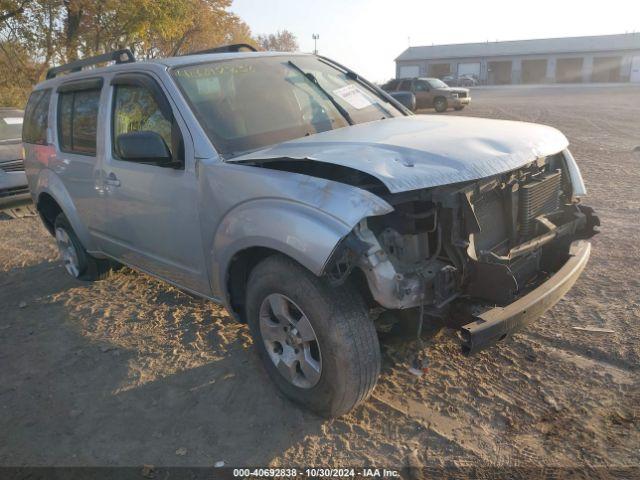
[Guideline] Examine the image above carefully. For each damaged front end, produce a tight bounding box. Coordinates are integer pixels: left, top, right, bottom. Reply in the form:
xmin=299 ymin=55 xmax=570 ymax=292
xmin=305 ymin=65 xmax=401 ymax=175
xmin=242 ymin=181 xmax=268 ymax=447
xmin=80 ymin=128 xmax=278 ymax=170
xmin=325 ymin=150 xmax=599 ymax=353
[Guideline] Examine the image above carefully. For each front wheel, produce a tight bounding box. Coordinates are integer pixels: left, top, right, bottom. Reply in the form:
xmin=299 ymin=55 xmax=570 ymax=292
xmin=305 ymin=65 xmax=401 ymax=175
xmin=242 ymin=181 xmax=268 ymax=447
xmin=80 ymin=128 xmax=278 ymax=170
xmin=246 ymin=254 xmax=381 ymax=417
xmin=454 ymin=106 xmax=465 ymax=111
xmin=434 ymin=97 xmax=448 ymax=113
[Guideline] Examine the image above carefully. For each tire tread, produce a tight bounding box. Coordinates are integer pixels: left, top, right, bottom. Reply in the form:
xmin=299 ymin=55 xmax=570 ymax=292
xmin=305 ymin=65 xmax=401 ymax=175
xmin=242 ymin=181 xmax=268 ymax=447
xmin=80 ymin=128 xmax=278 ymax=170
xmin=247 ymin=254 xmax=380 ymax=417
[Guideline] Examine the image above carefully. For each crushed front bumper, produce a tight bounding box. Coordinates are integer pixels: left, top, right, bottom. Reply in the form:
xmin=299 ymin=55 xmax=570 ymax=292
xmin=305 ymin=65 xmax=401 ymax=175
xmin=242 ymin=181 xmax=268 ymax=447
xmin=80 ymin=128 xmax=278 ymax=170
xmin=459 ymin=240 xmax=591 ymax=354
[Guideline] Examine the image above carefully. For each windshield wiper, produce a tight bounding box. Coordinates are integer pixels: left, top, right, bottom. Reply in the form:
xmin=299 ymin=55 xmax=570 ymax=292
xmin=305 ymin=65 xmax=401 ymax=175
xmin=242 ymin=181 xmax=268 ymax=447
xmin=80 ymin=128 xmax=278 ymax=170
xmin=287 ymin=60 xmax=354 ymax=126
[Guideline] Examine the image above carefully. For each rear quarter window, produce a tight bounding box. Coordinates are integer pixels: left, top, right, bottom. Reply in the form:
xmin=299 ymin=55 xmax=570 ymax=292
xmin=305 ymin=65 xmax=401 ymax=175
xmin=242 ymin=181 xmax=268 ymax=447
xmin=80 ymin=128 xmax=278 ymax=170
xmin=382 ymin=79 xmax=399 ymax=91
xmin=23 ymin=89 xmax=52 ymax=144
xmin=398 ymin=80 xmax=413 ymax=91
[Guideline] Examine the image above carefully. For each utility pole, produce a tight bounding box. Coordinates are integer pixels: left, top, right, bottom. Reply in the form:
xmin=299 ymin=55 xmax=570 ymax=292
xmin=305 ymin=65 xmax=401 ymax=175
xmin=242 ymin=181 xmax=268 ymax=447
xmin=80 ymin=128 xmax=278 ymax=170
xmin=312 ymin=33 xmax=319 ymax=55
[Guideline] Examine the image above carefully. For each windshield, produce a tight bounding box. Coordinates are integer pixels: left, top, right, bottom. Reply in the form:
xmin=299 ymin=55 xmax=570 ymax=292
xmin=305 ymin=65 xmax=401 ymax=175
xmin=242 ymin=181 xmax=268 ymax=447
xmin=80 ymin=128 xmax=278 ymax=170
xmin=0 ymin=112 xmax=23 ymax=143
xmin=427 ymin=78 xmax=449 ymax=89
xmin=173 ymin=55 xmax=403 ymax=157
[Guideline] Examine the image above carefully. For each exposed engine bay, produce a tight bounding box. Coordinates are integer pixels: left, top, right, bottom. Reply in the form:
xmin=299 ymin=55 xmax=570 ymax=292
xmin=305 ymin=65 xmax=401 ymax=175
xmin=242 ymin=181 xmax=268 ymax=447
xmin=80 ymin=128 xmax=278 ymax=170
xmin=324 ymin=151 xmax=600 ymax=332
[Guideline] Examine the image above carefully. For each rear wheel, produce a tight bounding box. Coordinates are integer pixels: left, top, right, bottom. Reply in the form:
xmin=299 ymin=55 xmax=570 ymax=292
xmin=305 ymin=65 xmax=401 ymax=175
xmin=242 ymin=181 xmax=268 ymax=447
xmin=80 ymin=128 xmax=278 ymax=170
xmin=246 ymin=254 xmax=381 ymax=417
xmin=54 ymin=213 xmax=114 ymax=281
xmin=434 ymin=97 xmax=448 ymax=113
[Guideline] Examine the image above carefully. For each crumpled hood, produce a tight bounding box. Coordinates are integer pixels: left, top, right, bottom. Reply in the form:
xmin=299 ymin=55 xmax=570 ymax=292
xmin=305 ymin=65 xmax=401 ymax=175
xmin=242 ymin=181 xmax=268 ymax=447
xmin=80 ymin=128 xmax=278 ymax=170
xmin=229 ymin=115 xmax=569 ymax=193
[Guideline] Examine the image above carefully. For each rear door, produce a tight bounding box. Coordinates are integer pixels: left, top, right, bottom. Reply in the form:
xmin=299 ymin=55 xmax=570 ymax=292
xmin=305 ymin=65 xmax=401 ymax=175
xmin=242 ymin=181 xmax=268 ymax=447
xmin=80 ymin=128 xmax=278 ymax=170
xmin=99 ymin=72 xmax=209 ymax=294
xmin=53 ymin=79 xmax=106 ymax=239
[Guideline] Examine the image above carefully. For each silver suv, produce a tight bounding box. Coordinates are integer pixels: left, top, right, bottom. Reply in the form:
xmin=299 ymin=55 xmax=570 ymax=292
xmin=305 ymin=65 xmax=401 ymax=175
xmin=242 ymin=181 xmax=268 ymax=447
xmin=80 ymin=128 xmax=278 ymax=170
xmin=24 ymin=46 xmax=599 ymax=417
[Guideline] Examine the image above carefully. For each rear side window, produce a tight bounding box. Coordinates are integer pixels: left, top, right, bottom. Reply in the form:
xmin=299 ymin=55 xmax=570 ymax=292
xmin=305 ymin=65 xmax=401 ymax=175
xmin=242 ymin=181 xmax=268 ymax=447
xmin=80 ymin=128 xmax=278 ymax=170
xmin=57 ymin=87 xmax=101 ymax=155
xmin=23 ymin=89 xmax=51 ymax=144
xmin=398 ymin=80 xmax=412 ymax=91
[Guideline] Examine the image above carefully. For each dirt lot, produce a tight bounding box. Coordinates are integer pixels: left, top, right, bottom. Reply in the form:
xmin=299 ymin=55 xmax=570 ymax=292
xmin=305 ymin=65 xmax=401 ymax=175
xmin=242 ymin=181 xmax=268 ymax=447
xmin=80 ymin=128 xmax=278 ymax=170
xmin=1 ymin=84 xmax=639 ymax=471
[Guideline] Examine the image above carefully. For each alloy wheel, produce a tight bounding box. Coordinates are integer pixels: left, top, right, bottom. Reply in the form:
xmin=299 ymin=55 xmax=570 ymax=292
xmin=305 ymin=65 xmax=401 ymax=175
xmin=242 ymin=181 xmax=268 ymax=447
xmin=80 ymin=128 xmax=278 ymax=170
xmin=55 ymin=227 xmax=81 ymax=278
xmin=259 ymin=293 xmax=322 ymax=389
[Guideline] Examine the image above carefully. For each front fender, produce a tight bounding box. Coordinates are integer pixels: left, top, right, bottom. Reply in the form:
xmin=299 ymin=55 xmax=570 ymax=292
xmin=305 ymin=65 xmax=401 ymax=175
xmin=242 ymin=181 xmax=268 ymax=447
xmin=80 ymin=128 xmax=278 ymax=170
xmin=34 ymin=168 xmax=97 ymax=251
xmin=211 ymin=199 xmax=349 ymax=293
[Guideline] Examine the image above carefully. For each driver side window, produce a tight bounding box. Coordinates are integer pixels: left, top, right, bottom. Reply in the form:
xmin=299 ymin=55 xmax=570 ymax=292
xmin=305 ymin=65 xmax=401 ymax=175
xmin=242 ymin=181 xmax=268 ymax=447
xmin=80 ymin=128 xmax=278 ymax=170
xmin=112 ymin=84 xmax=174 ymax=160
xmin=414 ymin=81 xmax=430 ymax=92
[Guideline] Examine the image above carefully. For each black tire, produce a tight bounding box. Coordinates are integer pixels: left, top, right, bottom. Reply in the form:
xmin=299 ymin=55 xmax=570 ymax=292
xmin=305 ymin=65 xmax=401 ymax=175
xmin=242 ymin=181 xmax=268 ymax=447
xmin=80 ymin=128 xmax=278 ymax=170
xmin=454 ymin=106 xmax=465 ymax=111
xmin=434 ymin=97 xmax=448 ymax=113
xmin=246 ymin=254 xmax=381 ymax=417
xmin=54 ymin=213 xmax=113 ymax=281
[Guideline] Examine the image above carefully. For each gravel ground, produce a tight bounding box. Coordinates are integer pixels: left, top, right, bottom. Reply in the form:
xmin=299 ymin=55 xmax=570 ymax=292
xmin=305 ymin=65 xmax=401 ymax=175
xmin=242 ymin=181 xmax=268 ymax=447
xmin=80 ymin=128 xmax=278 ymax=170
xmin=1 ymin=84 xmax=638 ymax=472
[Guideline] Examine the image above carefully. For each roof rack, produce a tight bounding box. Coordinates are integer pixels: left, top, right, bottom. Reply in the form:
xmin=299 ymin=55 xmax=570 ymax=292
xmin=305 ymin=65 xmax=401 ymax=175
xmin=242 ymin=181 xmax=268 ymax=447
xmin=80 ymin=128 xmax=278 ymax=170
xmin=46 ymin=49 xmax=136 ymax=79
xmin=186 ymin=43 xmax=258 ymax=55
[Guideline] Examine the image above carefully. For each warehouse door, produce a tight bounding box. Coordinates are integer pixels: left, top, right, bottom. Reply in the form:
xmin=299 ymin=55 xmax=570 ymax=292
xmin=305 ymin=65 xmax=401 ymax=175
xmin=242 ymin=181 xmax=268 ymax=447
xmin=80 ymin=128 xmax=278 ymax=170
xmin=428 ymin=63 xmax=451 ymax=78
xmin=487 ymin=61 xmax=512 ymax=84
xmin=522 ymin=59 xmax=547 ymax=84
xmin=457 ymin=62 xmax=480 ymax=78
xmin=399 ymin=65 xmax=420 ymax=78
xmin=592 ymin=56 xmax=622 ymax=82
xmin=556 ymin=57 xmax=583 ymax=83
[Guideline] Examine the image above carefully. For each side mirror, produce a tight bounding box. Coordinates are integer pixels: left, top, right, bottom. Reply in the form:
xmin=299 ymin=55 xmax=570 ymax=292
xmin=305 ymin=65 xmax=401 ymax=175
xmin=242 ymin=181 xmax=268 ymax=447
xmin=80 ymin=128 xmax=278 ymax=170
xmin=116 ymin=131 xmax=172 ymax=165
xmin=389 ymin=91 xmax=416 ymax=112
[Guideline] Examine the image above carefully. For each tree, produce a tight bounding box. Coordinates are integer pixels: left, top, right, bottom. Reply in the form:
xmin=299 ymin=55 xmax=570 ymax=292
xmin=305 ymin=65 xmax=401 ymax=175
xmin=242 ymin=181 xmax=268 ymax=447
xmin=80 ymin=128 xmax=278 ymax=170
xmin=256 ymin=29 xmax=298 ymax=52
xmin=0 ymin=0 xmax=256 ymax=106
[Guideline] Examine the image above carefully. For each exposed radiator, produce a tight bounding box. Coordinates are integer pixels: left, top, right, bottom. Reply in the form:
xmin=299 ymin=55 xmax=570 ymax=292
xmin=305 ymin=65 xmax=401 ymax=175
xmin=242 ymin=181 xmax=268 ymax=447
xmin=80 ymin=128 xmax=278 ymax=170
xmin=519 ymin=170 xmax=562 ymax=237
xmin=0 ymin=159 xmax=24 ymax=172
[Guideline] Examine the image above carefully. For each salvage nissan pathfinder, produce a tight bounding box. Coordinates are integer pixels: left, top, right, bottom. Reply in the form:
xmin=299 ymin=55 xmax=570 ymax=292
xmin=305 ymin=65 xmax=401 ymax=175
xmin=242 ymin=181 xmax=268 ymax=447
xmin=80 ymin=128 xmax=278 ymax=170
xmin=23 ymin=45 xmax=599 ymax=417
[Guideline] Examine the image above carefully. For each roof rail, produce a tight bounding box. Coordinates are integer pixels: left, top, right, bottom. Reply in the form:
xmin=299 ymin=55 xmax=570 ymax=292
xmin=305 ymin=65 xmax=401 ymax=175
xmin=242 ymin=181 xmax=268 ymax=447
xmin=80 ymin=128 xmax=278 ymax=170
xmin=186 ymin=43 xmax=258 ymax=55
xmin=46 ymin=49 xmax=136 ymax=79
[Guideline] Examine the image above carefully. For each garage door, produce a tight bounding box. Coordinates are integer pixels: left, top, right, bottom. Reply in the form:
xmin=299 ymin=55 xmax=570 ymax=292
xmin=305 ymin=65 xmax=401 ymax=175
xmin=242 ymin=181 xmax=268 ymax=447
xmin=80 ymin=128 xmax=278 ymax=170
xmin=457 ymin=62 xmax=481 ymax=77
xmin=399 ymin=65 xmax=420 ymax=78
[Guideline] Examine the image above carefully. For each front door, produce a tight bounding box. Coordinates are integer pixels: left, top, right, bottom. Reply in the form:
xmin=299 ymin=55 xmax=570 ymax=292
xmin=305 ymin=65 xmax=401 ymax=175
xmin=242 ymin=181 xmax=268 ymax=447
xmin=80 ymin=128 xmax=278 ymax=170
xmin=412 ymin=79 xmax=433 ymax=109
xmin=99 ymin=73 xmax=210 ymax=295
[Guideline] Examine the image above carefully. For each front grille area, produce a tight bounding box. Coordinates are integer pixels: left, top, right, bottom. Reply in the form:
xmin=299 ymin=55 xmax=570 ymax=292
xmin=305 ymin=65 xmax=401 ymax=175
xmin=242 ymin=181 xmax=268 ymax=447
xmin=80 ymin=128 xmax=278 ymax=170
xmin=0 ymin=159 xmax=24 ymax=172
xmin=519 ymin=170 xmax=562 ymax=237
xmin=457 ymin=92 xmax=467 ymax=98
xmin=0 ymin=185 xmax=29 ymax=198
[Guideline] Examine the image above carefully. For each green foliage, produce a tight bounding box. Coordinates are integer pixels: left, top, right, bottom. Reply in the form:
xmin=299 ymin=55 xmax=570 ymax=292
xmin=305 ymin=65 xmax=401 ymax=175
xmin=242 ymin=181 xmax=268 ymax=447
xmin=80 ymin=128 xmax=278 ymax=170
xmin=0 ymin=0 xmax=259 ymax=106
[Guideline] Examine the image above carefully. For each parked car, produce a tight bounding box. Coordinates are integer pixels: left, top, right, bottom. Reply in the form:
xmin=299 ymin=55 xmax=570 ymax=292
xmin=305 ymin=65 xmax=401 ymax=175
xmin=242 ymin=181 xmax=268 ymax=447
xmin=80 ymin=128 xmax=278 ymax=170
xmin=442 ymin=74 xmax=457 ymax=85
xmin=442 ymin=74 xmax=478 ymax=87
xmin=0 ymin=108 xmax=30 ymax=211
xmin=23 ymin=47 xmax=598 ymax=417
xmin=459 ymin=74 xmax=478 ymax=87
xmin=382 ymin=77 xmax=470 ymax=112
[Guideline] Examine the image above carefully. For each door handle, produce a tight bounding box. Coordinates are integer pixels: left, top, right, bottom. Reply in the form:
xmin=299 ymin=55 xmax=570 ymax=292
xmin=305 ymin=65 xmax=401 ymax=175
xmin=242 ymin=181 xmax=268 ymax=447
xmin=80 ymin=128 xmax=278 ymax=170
xmin=105 ymin=173 xmax=120 ymax=187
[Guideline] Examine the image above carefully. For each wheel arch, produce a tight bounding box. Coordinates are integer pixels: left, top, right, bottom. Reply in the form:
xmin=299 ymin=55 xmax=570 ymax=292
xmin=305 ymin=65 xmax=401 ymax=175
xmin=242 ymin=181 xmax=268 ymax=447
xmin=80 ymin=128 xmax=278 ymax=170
xmin=434 ymin=95 xmax=447 ymax=105
xmin=36 ymin=191 xmax=62 ymax=235
xmin=212 ymin=199 xmax=361 ymax=322
xmin=33 ymin=170 xmax=96 ymax=251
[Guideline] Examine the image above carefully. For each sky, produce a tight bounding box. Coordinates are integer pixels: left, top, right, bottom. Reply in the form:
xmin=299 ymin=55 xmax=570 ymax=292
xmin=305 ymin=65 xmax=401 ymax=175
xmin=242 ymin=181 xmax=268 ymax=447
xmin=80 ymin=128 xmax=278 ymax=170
xmin=231 ymin=0 xmax=640 ymax=83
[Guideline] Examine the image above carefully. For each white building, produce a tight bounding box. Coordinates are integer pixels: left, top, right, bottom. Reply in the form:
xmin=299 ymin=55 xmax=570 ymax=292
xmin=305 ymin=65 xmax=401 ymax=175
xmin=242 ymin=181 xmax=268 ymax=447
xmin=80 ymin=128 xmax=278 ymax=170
xmin=395 ymin=33 xmax=640 ymax=84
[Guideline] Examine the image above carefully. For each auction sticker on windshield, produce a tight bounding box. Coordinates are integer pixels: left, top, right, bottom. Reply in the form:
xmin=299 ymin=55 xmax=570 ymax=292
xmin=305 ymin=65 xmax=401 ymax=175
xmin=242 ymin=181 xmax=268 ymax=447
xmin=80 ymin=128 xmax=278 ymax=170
xmin=332 ymin=84 xmax=372 ymax=109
